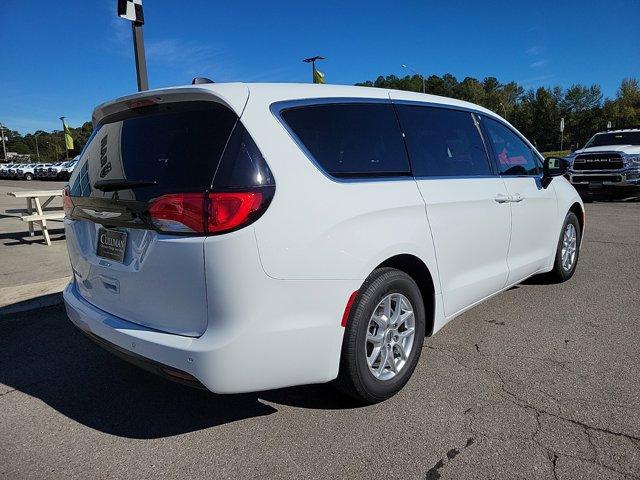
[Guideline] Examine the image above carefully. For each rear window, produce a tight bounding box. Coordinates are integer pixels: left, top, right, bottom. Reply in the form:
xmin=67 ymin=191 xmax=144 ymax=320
xmin=70 ymin=101 xmax=238 ymax=202
xmin=280 ymin=103 xmax=410 ymax=178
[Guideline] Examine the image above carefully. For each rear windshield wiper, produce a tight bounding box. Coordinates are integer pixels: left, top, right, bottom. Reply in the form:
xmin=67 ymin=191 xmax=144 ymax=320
xmin=93 ymin=179 xmax=158 ymax=192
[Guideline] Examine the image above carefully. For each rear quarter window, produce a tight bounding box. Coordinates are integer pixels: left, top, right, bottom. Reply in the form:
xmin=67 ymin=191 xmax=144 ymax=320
xmin=280 ymin=103 xmax=410 ymax=178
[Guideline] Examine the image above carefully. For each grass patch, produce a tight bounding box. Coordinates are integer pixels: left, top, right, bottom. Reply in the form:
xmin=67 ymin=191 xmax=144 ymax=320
xmin=541 ymin=150 xmax=571 ymax=158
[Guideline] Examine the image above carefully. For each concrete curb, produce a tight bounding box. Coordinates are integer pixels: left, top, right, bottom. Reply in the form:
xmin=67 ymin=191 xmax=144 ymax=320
xmin=0 ymin=277 xmax=70 ymax=316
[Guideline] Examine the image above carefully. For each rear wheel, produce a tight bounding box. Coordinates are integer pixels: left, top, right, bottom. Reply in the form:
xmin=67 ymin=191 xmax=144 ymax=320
xmin=25 ymin=173 xmax=33 ymax=181
xmin=548 ymin=212 xmax=581 ymax=282
xmin=335 ymin=268 xmax=426 ymax=404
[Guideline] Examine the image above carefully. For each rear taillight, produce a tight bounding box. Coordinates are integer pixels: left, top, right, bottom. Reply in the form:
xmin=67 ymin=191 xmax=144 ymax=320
xmin=148 ymin=193 xmax=206 ymax=233
xmin=148 ymin=190 xmax=271 ymax=235
xmin=62 ymin=186 xmax=73 ymax=217
xmin=207 ymin=192 xmax=263 ymax=233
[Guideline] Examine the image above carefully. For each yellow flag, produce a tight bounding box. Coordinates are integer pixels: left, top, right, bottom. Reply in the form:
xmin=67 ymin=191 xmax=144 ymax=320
xmin=63 ymin=121 xmax=74 ymax=150
xmin=313 ymin=68 xmax=325 ymax=84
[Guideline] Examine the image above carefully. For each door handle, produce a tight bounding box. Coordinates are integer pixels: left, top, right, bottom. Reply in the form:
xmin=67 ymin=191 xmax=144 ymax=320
xmin=511 ymin=193 xmax=524 ymax=202
xmin=494 ymin=194 xmax=511 ymax=203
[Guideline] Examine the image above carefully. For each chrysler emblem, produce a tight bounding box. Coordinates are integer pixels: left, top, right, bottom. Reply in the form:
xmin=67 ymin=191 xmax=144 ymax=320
xmin=81 ymin=208 xmax=122 ymax=219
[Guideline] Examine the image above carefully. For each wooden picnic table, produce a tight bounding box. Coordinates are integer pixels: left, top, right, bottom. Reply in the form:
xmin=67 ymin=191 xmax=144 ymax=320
xmin=7 ymin=190 xmax=64 ymax=246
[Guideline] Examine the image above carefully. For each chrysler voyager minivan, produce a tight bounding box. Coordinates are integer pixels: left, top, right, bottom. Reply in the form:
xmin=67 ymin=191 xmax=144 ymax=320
xmin=63 ymin=83 xmax=583 ymax=403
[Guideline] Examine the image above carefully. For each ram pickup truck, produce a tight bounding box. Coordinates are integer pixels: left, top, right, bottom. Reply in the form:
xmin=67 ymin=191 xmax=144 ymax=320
xmin=16 ymin=164 xmax=36 ymax=180
xmin=566 ymin=128 xmax=640 ymax=195
xmin=57 ymin=159 xmax=78 ymax=180
xmin=34 ymin=163 xmax=53 ymax=179
xmin=0 ymin=164 xmax=16 ymax=178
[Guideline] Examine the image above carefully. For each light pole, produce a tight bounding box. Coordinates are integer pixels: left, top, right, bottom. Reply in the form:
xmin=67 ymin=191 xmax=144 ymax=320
xmin=0 ymin=123 xmax=7 ymax=161
xmin=34 ymin=132 xmax=42 ymax=161
xmin=60 ymin=116 xmax=70 ymax=159
xmin=117 ymin=0 xmax=148 ymax=91
xmin=401 ymin=64 xmax=425 ymax=94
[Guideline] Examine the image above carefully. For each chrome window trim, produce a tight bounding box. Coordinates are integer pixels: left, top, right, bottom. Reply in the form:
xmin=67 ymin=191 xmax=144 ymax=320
xmin=413 ymin=175 xmax=500 ymax=181
xmin=390 ymin=98 xmax=483 ymax=115
xmin=270 ymin=97 xmax=543 ymax=183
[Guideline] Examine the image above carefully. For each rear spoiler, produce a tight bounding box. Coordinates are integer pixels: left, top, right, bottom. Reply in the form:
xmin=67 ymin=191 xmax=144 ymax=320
xmin=91 ymin=84 xmax=249 ymax=127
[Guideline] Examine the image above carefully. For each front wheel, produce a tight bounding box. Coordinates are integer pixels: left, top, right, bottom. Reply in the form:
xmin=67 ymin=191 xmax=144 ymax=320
xmin=548 ymin=212 xmax=581 ymax=282
xmin=25 ymin=173 xmax=33 ymax=181
xmin=334 ymin=268 xmax=426 ymax=404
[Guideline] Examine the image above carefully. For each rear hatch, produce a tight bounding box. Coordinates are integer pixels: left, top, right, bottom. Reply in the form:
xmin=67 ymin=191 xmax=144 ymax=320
xmin=65 ymin=95 xmax=243 ymax=337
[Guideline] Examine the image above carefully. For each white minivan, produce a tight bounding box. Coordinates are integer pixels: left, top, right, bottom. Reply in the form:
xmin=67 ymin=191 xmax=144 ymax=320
xmin=63 ymin=83 xmax=583 ymax=403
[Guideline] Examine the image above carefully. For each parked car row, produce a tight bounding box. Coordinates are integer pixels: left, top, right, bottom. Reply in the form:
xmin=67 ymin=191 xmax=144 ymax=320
xmin=0 ymin=159 xmax=78 ymax=181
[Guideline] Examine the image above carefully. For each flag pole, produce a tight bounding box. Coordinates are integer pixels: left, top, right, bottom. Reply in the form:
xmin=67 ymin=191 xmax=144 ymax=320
xmin=303 ymin=55 xmax=325 ymax=84
xmin=60 ymin=116 xmax=69 ymax=160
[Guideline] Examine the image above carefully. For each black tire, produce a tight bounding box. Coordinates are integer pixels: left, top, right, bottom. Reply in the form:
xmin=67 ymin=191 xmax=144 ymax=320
xmin=25 ymin=173 xmax=33 ymax=181
xmin=548 ymin=211 xmax=581 ymax=282
xmin=334 ymin=268 xmax=426 ymax=404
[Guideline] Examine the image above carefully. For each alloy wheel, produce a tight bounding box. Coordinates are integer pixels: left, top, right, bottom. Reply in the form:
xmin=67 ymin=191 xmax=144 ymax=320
xmin=561 ymin=223 xmax=577 ymax=271
xmin=365 ymin=293 xmax=416 ymax=381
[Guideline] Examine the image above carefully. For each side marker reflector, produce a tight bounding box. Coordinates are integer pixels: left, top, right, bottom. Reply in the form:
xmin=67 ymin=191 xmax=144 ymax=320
xmin=341 ymin=290 xmax=359 ymax=327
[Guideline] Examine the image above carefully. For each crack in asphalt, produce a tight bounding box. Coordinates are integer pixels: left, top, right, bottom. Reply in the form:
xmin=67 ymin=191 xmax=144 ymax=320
xmin=423 ymin=343 xmax=640 ymax=479
xmin=483 ymin=319 xmax=505 ymax=326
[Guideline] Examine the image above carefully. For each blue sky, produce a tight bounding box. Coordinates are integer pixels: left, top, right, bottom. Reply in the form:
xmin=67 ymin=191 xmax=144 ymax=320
xmin=2 ymin=0 xmax=638 ymax=134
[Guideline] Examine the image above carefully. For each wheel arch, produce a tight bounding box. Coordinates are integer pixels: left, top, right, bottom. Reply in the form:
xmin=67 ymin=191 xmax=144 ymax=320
xmin=375 ymin=254 xmax=436 ymax=336
xmin=568 ymin=202 xmax=585 ymax=236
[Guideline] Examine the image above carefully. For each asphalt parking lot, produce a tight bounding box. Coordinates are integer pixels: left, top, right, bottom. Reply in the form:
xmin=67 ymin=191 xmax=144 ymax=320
xmin=1 ymin=198 xmax=639 ymax=480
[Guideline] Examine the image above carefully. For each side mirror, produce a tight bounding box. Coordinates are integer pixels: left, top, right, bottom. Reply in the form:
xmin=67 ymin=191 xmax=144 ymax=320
xmin=541 ymin=157 xmax=570 ymax=188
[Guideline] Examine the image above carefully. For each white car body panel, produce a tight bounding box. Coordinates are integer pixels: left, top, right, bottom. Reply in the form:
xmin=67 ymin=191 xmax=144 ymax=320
xmin=501 ymin=176 xmax=559 ymax=284
xmin=66 ymin=219 xmax=209 ymax=336
xmin=414 ymin=177 xmax=511 ymax=317
xmin=63 ymin=83 xmax=584 ymax=394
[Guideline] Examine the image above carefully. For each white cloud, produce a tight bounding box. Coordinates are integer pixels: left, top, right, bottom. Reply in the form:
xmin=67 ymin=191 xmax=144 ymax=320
xmin=530 ymin=59 xmax=548 ymax=68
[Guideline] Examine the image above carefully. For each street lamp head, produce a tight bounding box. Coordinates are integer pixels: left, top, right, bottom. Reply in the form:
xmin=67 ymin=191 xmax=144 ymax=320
xmin=303 ymin=56 xmax=325 ymax=63
xmin=401 ymin=64 xmax=407 ymax=68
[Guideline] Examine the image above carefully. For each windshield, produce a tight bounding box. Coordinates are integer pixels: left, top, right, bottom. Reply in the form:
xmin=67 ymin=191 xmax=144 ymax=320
xmin=584 ymin=131 xmax=640 ymax=148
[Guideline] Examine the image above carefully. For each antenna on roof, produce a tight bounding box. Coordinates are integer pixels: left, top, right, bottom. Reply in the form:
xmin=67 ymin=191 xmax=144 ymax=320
xmin=192 ymin=77 xmax=215 ymax=85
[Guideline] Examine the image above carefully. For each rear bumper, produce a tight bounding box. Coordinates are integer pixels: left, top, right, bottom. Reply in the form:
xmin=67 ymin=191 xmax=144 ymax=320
xmin=77 ymin=325 xmax=206 ymax=389
xmin=64 ymin=271 xmax=354 ymax=394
